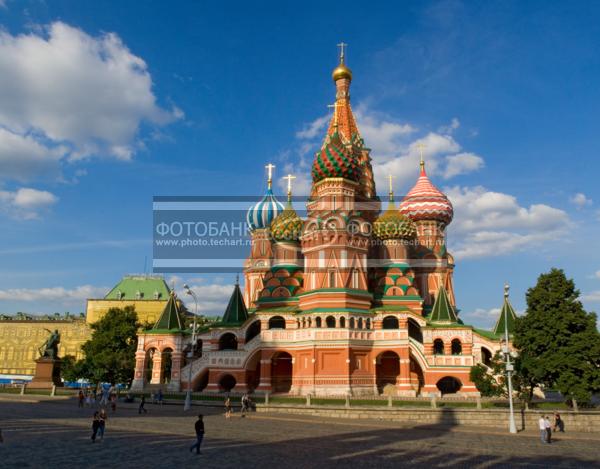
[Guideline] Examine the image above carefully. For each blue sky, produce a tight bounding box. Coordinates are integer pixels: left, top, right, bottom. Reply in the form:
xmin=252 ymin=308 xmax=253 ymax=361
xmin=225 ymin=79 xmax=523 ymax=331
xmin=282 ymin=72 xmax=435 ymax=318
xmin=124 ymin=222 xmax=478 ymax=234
xmin=0 ymin=0 xmax=599 ymax=328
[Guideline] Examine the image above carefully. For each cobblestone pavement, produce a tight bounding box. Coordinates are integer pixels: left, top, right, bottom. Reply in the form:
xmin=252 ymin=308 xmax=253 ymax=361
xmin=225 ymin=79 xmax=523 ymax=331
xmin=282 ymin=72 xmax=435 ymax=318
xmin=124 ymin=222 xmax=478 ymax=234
xmin=0 ymin=395 xmax=599 ymax=468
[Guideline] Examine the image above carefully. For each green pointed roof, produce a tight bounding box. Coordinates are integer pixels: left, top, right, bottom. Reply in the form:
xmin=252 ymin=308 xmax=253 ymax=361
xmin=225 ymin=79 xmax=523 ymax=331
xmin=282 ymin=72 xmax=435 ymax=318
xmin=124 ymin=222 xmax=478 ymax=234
xmin=429 ymin=286 xmax=458 ymax=323
xmin=221 ymin=282 xmax=248 ymax=325
xmin=152 ymin=292 xmax=185 ymax=331
xmin=493 ymin=296 xmax=518 ymax=336
xmin=104 ymin=275 xmax=170 ymax=300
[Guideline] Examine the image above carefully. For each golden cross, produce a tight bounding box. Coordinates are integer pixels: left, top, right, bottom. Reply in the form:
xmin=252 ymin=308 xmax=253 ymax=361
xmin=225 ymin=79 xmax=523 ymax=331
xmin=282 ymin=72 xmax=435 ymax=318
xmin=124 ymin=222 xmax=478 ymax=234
xmin=283 ymin=174 xmax=296 ymax=196
xmin=265 ymin=163 xmax=275 ymax=188
xmin=337 ymin=42 xmax=347 ymax=63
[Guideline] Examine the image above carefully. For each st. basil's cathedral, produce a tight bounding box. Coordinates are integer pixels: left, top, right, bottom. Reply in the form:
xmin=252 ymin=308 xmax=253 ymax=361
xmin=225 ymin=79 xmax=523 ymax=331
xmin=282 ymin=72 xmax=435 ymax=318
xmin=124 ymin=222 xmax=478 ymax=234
xmin=132 ymin=49 xmax=517 ymax=397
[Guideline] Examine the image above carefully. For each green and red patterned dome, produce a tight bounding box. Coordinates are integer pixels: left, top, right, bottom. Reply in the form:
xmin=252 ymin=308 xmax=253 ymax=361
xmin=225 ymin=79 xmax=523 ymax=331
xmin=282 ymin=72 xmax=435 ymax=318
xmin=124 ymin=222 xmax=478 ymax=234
xmin=270 ymin=201 xmax=303 ymax=242
xmin=373 ymin=202 xmax=417 ymax=240
xmin=311 ymin=130 xmax=360 ymax=183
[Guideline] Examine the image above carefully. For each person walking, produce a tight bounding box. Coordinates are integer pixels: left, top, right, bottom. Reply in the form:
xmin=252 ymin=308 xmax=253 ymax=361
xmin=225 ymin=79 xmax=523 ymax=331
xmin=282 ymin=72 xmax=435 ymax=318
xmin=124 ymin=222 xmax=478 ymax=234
xmin=544 ymin=415 xmax=552 ymax=444
xmin=85 ymin=390 xmax=92 ymax=408
xmin=98 ymin=409 xmax=107 ymax=441
xmin=139 ymin=394 xmax=147 ymax=414
xmin=538 ymin=415 xmax=547 ymax=443
xmin=78 ymin=390 xmax=85 ymax=408
xmin=189 ymin=414 xmax=205 ymax=455
xmin=241 ymin=394 xmax=248 ymax=418
xmin=157 ymin=388 xmax=164 ymax=406
xmin=110 ymin=393 xmax=117 ymax=413
xmin=224 ymin=397 xmax=232 ymax=419
xmin=100 ymin=386 xmax=109 ymax=406
xmin=91 ymin=411 xmax=101 ymax=443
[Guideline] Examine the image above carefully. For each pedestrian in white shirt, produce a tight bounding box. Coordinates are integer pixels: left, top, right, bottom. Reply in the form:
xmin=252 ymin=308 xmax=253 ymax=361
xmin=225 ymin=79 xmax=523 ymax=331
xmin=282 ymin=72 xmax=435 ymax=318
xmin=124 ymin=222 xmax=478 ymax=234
xmin=539 ymin=416 xmax=547 ymax=443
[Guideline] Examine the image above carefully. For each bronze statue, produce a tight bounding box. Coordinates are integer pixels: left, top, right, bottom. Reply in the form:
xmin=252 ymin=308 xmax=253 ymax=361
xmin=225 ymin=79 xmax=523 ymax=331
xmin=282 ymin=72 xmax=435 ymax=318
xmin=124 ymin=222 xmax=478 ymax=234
xmin=39 ymin=329 xmax=61 ymax=359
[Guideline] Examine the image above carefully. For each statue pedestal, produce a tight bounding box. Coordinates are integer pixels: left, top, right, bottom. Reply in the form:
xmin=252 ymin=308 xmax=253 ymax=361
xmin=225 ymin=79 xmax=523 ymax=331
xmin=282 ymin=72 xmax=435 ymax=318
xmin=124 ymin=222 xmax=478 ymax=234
xmin=29 ymin=358 xmax=62 ymax=389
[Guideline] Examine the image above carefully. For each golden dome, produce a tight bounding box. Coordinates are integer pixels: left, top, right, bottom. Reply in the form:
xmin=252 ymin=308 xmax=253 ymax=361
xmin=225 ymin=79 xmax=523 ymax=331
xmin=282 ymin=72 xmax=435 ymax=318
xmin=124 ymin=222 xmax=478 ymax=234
xmin=332 ymin=63 xmax=352 ymax=82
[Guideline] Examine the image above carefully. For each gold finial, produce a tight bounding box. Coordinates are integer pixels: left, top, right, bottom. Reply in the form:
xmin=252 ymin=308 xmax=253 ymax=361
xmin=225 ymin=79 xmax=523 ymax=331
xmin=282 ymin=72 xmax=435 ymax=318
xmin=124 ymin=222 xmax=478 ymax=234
xmin=387 ymin=174 xmax=395 ymax=202
xmin=332 ymin=42 xmax=352 ymax=82
xmin=265 ymin=163 xmax=275 ymax=190
xmin=504 ymin=282 xmax=510 ymax=299
xmin=416 ymin=142 xmax=426 ymax=171
xmin=283 ymin=174 xmax=296 ymax=202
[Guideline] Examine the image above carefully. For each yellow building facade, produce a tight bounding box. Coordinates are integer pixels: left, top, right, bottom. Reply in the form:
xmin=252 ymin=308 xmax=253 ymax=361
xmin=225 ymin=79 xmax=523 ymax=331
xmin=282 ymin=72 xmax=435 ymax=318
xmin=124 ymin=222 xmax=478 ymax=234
xmin=0 ymin=275 xmax=173 ymax=379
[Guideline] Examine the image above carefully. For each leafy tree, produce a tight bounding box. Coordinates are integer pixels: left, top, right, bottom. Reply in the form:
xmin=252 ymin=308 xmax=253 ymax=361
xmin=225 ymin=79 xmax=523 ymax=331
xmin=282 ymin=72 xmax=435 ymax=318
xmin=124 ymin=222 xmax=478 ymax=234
xmin=470 ymin=352 xmax=505 ymax=397
xmin=513 ymin=268 xmax=600 ymax=407
xmin=60 ymin=354 xmax=82 ymax=382
xmin=72 ymin=306 xmax=140 ymax=385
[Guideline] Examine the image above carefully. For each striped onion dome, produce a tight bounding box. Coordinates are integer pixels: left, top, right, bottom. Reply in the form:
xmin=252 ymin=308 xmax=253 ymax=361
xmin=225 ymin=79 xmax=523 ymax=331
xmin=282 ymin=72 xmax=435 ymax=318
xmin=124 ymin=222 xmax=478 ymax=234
xmin=270 ymin=199 xmax=303 ymax=242
xmin=373 ymin=197 xmax=417 ymax=240
xmin=399 ymin=163 xmax=453 ymax=224
xmin=247 ymin=186 xmax=285 ymax=231
xmin=311 ymin=129 xmax=360 ymax=183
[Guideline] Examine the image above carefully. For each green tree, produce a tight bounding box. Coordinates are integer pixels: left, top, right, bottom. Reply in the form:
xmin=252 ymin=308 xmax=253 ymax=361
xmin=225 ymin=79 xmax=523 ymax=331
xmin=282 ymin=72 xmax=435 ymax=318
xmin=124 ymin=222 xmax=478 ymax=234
xmin=513 ymin=268 xmax=600 ymax=407
xmin=76 ymin=306 xmax=140 ymax=385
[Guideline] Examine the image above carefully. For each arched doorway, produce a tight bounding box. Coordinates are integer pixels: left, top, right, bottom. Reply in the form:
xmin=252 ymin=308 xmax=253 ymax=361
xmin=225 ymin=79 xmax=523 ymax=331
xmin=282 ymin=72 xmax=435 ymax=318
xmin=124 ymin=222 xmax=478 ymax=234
xmin=375 ymin=351 xmax=400 ymax=393
xmin=245 ymin=350 xmax=261 ymax=392
xmin=271 ymin=352 xmax=293 ymax=393
xmin=219 ymin=374 xmax=237 ymax=392
xmin=325 ymin=316 xmax=336 ymax=328
xmin=161 ymin=348 xmax=173 ymax=384
xmin=245 ymin=320 xmax=261 ymax=342
xmin=408 ymin=318 xmax=423 ymax=343
xmin=219 ymin=333 xmax=238 ymax=350
xmin=437 ymin=376 xmax=462 ymax=395
xmin=268 ymin=316 xmax=286 ymax=329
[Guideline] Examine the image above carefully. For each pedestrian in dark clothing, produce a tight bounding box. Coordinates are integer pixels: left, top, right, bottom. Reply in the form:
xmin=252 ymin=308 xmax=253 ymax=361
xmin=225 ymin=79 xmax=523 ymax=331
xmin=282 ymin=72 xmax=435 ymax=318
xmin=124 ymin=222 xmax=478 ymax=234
xmin=157 ymin=388 xmax=164 ymax=406
xmin=78 ymin=390 xmax=85 ymax=408
xmin=91 ymin=412 xmax=101 ymax=443
xmin=98 ymin=409 xmax=107 ymax=440
xmin=554 ymin=413 xmax=565 ymax=433
xmin=139 ymin=394 xmax=147 ymax=414
xmin=189 ymin=414 xmax=205 ymax=455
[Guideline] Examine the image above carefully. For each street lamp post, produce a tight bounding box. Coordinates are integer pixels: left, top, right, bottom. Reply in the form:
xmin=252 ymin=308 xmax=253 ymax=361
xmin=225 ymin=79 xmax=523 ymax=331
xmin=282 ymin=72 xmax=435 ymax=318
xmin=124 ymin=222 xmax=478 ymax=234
xmin=183 ymin=284 xmax=198 ymax=412
xmin=503 ymin=283 xmax=517 ymax=434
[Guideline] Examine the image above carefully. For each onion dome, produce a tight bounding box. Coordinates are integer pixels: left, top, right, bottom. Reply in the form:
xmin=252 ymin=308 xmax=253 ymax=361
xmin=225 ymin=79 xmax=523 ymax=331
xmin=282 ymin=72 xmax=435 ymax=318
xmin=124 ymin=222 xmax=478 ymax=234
xmin=311 ymin=130 xmax=360 ymax=183
xmin=270 ymin=202 xmax=303 ymax=242
xmin=373 ymin=186 xmax=416 ymax=240
xmin=399 ymin=161 xmax=453 ymax=224
xmin=332 ymin=43 xmax=352 ymax=82
xmin=271 ymin=176 xmax=303 ymax=242
xmin=247 ymin=166 xmax=285 ymax=231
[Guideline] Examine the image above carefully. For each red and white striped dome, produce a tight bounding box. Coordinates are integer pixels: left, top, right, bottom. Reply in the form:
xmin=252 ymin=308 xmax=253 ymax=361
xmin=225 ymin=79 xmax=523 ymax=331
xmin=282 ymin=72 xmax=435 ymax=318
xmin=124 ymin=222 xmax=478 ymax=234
xmin=399 ymin=163 xmax=453 ymax=224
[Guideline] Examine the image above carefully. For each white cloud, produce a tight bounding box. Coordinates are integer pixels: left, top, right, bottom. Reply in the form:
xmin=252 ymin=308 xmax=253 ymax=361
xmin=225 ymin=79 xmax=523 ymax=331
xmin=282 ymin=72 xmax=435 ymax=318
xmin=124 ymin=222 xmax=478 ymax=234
xmin=0 ymin=285 xmax=107 ymax=303
xmin=595 ymin=271 xmax=600 ymax=279
xmin=175 ymin=281 xmax=235 ymax=316
xmin=296 ymin=115 xmax=329 ymax=139
xmin=570 ymin=192 xmax=592 ymax=209
xmin=438 ymin=117 xmax=460 ymax=135
xmin=0 ymin=187 xmax=58 ymax=219
xmin=443 ymin=152 xmax=484 ymax=179
xmin=0 ymin=21 xmax=180 ymax=185
xmin=582 ymin=291 xmax=600 ymax=303
xmin=446 ymin=185 xmax=570 ymax=258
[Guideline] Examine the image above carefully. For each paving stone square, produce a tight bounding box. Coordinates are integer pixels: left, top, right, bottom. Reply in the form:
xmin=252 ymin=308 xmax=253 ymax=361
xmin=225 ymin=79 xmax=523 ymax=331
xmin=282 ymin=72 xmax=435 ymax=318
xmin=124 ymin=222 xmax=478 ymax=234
xmin=0 ymin=396 xmax=599 ymax=468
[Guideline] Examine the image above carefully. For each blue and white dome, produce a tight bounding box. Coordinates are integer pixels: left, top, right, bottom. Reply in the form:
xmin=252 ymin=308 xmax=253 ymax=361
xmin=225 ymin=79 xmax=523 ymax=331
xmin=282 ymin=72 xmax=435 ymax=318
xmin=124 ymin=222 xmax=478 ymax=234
xmin=247 ymin=187 xmax=285 ymax=231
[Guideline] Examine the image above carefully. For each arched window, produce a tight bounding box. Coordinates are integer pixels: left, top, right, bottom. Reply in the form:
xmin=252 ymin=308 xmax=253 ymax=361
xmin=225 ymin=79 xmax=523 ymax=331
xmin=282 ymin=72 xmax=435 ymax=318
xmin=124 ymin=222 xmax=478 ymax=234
xmin=315 ymin=317 xmax=322 ymax=328
xmin=358 ymin=318 xmax=363 ymax=329
xmin=481 ymin=347 xmax=492 ymax=366
xmin=268 ymin=316 xmax=286 ymax=329
xmin=329 ymin=270 xmax=336 ymax=288
xmin=349 ymin=317 xmax=355 ymax=329
xmin=308 ymin=317 xmax=312 ymax=328
xmin=219 ymin=333 xmax=238 ymax=351
xmin=433 ymin=339 xmax=444 ymax=355
xmin=451 ymin=339 xmax=462 ymax=355
xmin=301 ymin=318 xmax=306 ymax=328
xmin=339 ymin=317 xmax=346 ymax=328
xmin=382 ymin=316 xmax=399 ymax=329
xmin=366 ymin=318 xmax=371 ymax=329
xmin=326 ymin=316 xmax=336 ymax=328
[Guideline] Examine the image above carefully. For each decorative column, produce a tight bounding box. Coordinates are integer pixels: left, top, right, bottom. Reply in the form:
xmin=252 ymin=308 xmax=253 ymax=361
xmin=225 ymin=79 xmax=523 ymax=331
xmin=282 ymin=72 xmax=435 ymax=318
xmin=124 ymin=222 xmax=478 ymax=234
xmin=131 ymin=346 xmax=147 ymax=391
xmin=168 ymin=351 xmax=183 ymax=391
xmin=150 ymin=351 xmax=163 ymax=385
xmin=396 ymin=347 xmax=416 ymax=396
xmin=256 ymin=354 xmax=272 ymax=393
